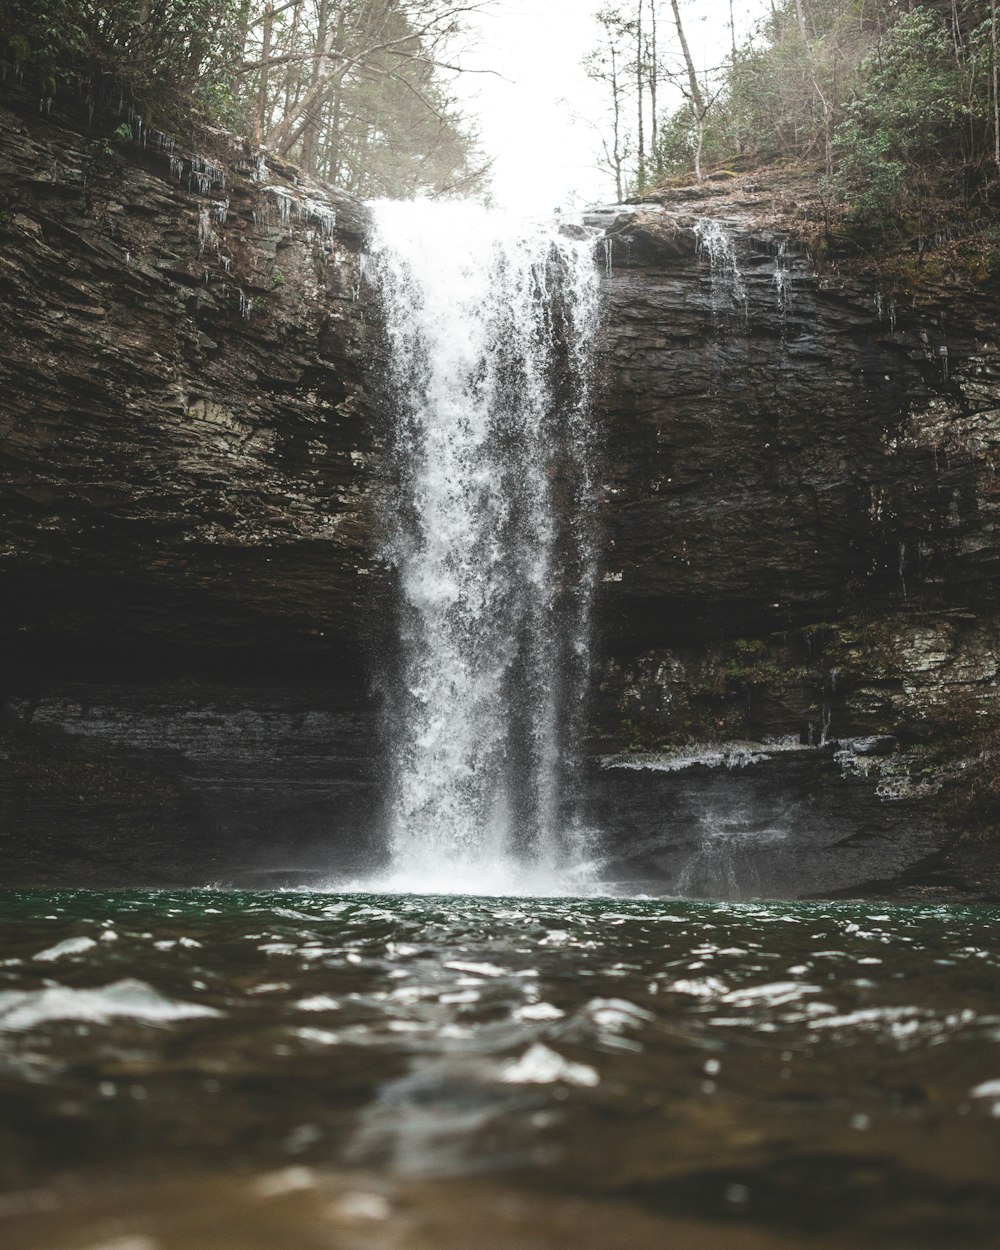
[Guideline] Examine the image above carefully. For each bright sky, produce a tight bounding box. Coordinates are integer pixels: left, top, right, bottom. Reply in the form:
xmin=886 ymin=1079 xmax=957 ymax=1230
xmin=451 ymin=0 xmax=772 ymax=213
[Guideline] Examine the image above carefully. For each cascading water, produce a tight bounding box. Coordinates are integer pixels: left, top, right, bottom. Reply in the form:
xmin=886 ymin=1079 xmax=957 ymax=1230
xmin=366 ymin=202 xmax=602 ymax=895
xmin=695 ymin=217 xmax=748 ymax=317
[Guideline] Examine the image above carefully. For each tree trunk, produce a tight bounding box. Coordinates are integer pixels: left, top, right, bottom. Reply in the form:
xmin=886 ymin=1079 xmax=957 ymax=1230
xmin=300 ymin=0 xmax=331 ymax=174
xmin=256 ymin=2 xmax=274 ymax=145
xmin=636 ymin=2 xmax=645 ymax=193
xmin=284 ymin=0 xmax=303 ymax=117
xmin=649 ymin=0 xmax=660 ymax=177
xmin=993 ymin=0 xmax=1000 ymax=169
xmin=669 ymin=0 xmax=706 ymax=181
xmin=729 ymin=0 xmax=737 ymax=63
xmin=793 ymin=0 xmax=808 ymax=41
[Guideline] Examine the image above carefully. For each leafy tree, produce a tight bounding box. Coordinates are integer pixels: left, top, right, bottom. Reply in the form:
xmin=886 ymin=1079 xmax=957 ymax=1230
xmin=0 ymin=0 xmax=488 ymax=199
xmin=631 ymin=1 xmax=1000 ymax=232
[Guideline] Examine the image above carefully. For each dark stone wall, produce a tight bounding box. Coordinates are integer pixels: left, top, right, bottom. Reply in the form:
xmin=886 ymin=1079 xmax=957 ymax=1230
xmin=595 ymin=205 xmax=1000 ymax=647
xmin=1 ymin=91 xmax=997 ymax=893
xmin=0 ymin=79 xmax=386 ymax=888
xmin=590 ymin=204 xmax=1000 ymax=789
xmin=0 ymin=78 xmax=380 ymax=675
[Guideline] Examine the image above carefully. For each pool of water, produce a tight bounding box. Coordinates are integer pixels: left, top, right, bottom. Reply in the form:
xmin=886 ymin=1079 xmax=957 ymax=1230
xmin=1 ymin=890 xmax=999 ymax=1249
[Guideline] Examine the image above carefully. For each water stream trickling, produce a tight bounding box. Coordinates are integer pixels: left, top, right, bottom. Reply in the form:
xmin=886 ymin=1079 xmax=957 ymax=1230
xmin=365 ymin=202 xmax=602 ymax=895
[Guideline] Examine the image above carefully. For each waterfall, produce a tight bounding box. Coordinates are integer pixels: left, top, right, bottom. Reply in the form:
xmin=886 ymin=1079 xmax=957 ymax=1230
xmin=366 ymin=202 xmax=602 ymax=895
xmin=695 ymin=218 xmax=748 ymax=318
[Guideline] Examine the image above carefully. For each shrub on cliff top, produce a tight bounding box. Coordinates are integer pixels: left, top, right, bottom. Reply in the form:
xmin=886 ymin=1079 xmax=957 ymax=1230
xmin=0 ymin=0 xmax=246 ymax=126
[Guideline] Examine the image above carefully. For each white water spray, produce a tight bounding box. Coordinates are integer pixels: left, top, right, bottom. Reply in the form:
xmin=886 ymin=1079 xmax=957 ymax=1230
xmin=365 ymin=202 xmax=602 ymax=895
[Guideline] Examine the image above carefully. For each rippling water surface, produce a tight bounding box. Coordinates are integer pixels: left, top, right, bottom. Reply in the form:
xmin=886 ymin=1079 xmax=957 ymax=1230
xmin=1 ymin=890 xmax=999 ymax=1249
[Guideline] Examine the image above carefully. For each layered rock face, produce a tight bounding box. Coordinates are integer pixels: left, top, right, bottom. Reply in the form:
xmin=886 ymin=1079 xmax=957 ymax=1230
xmin=1 ymin=84 xmax=997 ymax=894
xmin=586 ymin=188 xmax=999 ymax=896
xmin=592 ymin=194 xmax=999 ymax=750
xmin=0 ymin=79 xmax=377 ymax=672
xmin=0 ymin=80 xmax=385 ymax=883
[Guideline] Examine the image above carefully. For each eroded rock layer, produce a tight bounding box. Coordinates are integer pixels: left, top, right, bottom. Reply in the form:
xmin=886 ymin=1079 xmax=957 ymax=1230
xmin=590 ymin=198 xmax=999 ymax=872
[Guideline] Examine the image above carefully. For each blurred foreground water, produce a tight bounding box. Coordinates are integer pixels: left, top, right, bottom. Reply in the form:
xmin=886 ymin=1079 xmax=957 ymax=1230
xmin=1 ymin=890 xmax=999 ymax=1249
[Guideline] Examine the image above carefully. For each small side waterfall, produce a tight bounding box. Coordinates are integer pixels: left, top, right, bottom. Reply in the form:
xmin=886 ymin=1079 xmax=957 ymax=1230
xmin=367 ymin=202 xmax=602 ymax=895
xmin=695 ymin=218 xmax=748 ymax=317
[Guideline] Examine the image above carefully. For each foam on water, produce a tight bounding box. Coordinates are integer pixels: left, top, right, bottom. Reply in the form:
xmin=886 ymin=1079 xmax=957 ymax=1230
xmin=362 ymin=201 xmax=602 ymax=897
xmin=0 ymin=978 xmax=220 ymax=1030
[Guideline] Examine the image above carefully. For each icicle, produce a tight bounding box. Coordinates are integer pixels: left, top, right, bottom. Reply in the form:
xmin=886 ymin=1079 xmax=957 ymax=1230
xmin=304 ymin=198 xmax=337 ymax=237
xmin=189 ymin=156 xmax=225 ymax=196
xmin=198 ymin=206 xmax=215 ymax=253
xmin=266 ymin=188 xmax=293 ymax=228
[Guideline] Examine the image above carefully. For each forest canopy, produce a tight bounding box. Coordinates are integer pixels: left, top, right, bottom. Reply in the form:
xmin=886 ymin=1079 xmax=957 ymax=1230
xmin=5 ymin=0 xmax=1000 ymax=233
xmin=588 ymin=0 xmax=1000 ymax=233
xmin=0 ymin=0 xmax=488 ymax=199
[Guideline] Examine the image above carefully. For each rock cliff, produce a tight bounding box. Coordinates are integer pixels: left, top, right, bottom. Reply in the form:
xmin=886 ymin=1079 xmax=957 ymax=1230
xmin=588 ymin=183 xmax=999 ymax=894
xmin=0 ymin=76 xmax=377 ymax=673
xmin=1 ymin=85 xmax=997 ymax=895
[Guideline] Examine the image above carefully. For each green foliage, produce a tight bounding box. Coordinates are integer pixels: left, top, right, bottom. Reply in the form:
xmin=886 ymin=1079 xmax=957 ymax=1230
xmin=831 ymin=127 xmax=906 ymax=221
xmin=831 ymin=8 xmax=971 ymax=225
xmin=636 ymin=1 xmax=1000 ymax=232
xmin=1 ymin=0 xmax=87 ymax=92
xmin=1 ymin=1 xmax=484 ymax=200
xmin=718 ymin=638 xmax=785 ymax=691
xmin=0 ymin=0 xmax=248 ymax=126
xmin=647 ymin=107 xmax=708 ymax=183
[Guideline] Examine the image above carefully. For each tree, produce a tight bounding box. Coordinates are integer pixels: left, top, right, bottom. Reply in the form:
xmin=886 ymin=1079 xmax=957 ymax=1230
xmin=673 ymin=1 xmax=1000 ymax=231
xmin=585 ymin=2 xmax=730 ymax=193
xmin=238 ymin=0 xmax=490 ymax=195
xmin=1 ymin=0 xmax=490 ymax=200
xmin=832 ymin=7 xmax=970 ymax=224
xmin=667 ymin=0 xmax=710 ymax=180
xmin=585 ymin=6 xmax=634 ymax=200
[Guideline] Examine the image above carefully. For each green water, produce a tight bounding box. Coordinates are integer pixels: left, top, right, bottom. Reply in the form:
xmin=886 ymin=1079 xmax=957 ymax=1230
xmin=1 ymin=890 xmax=999 ymax=1249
